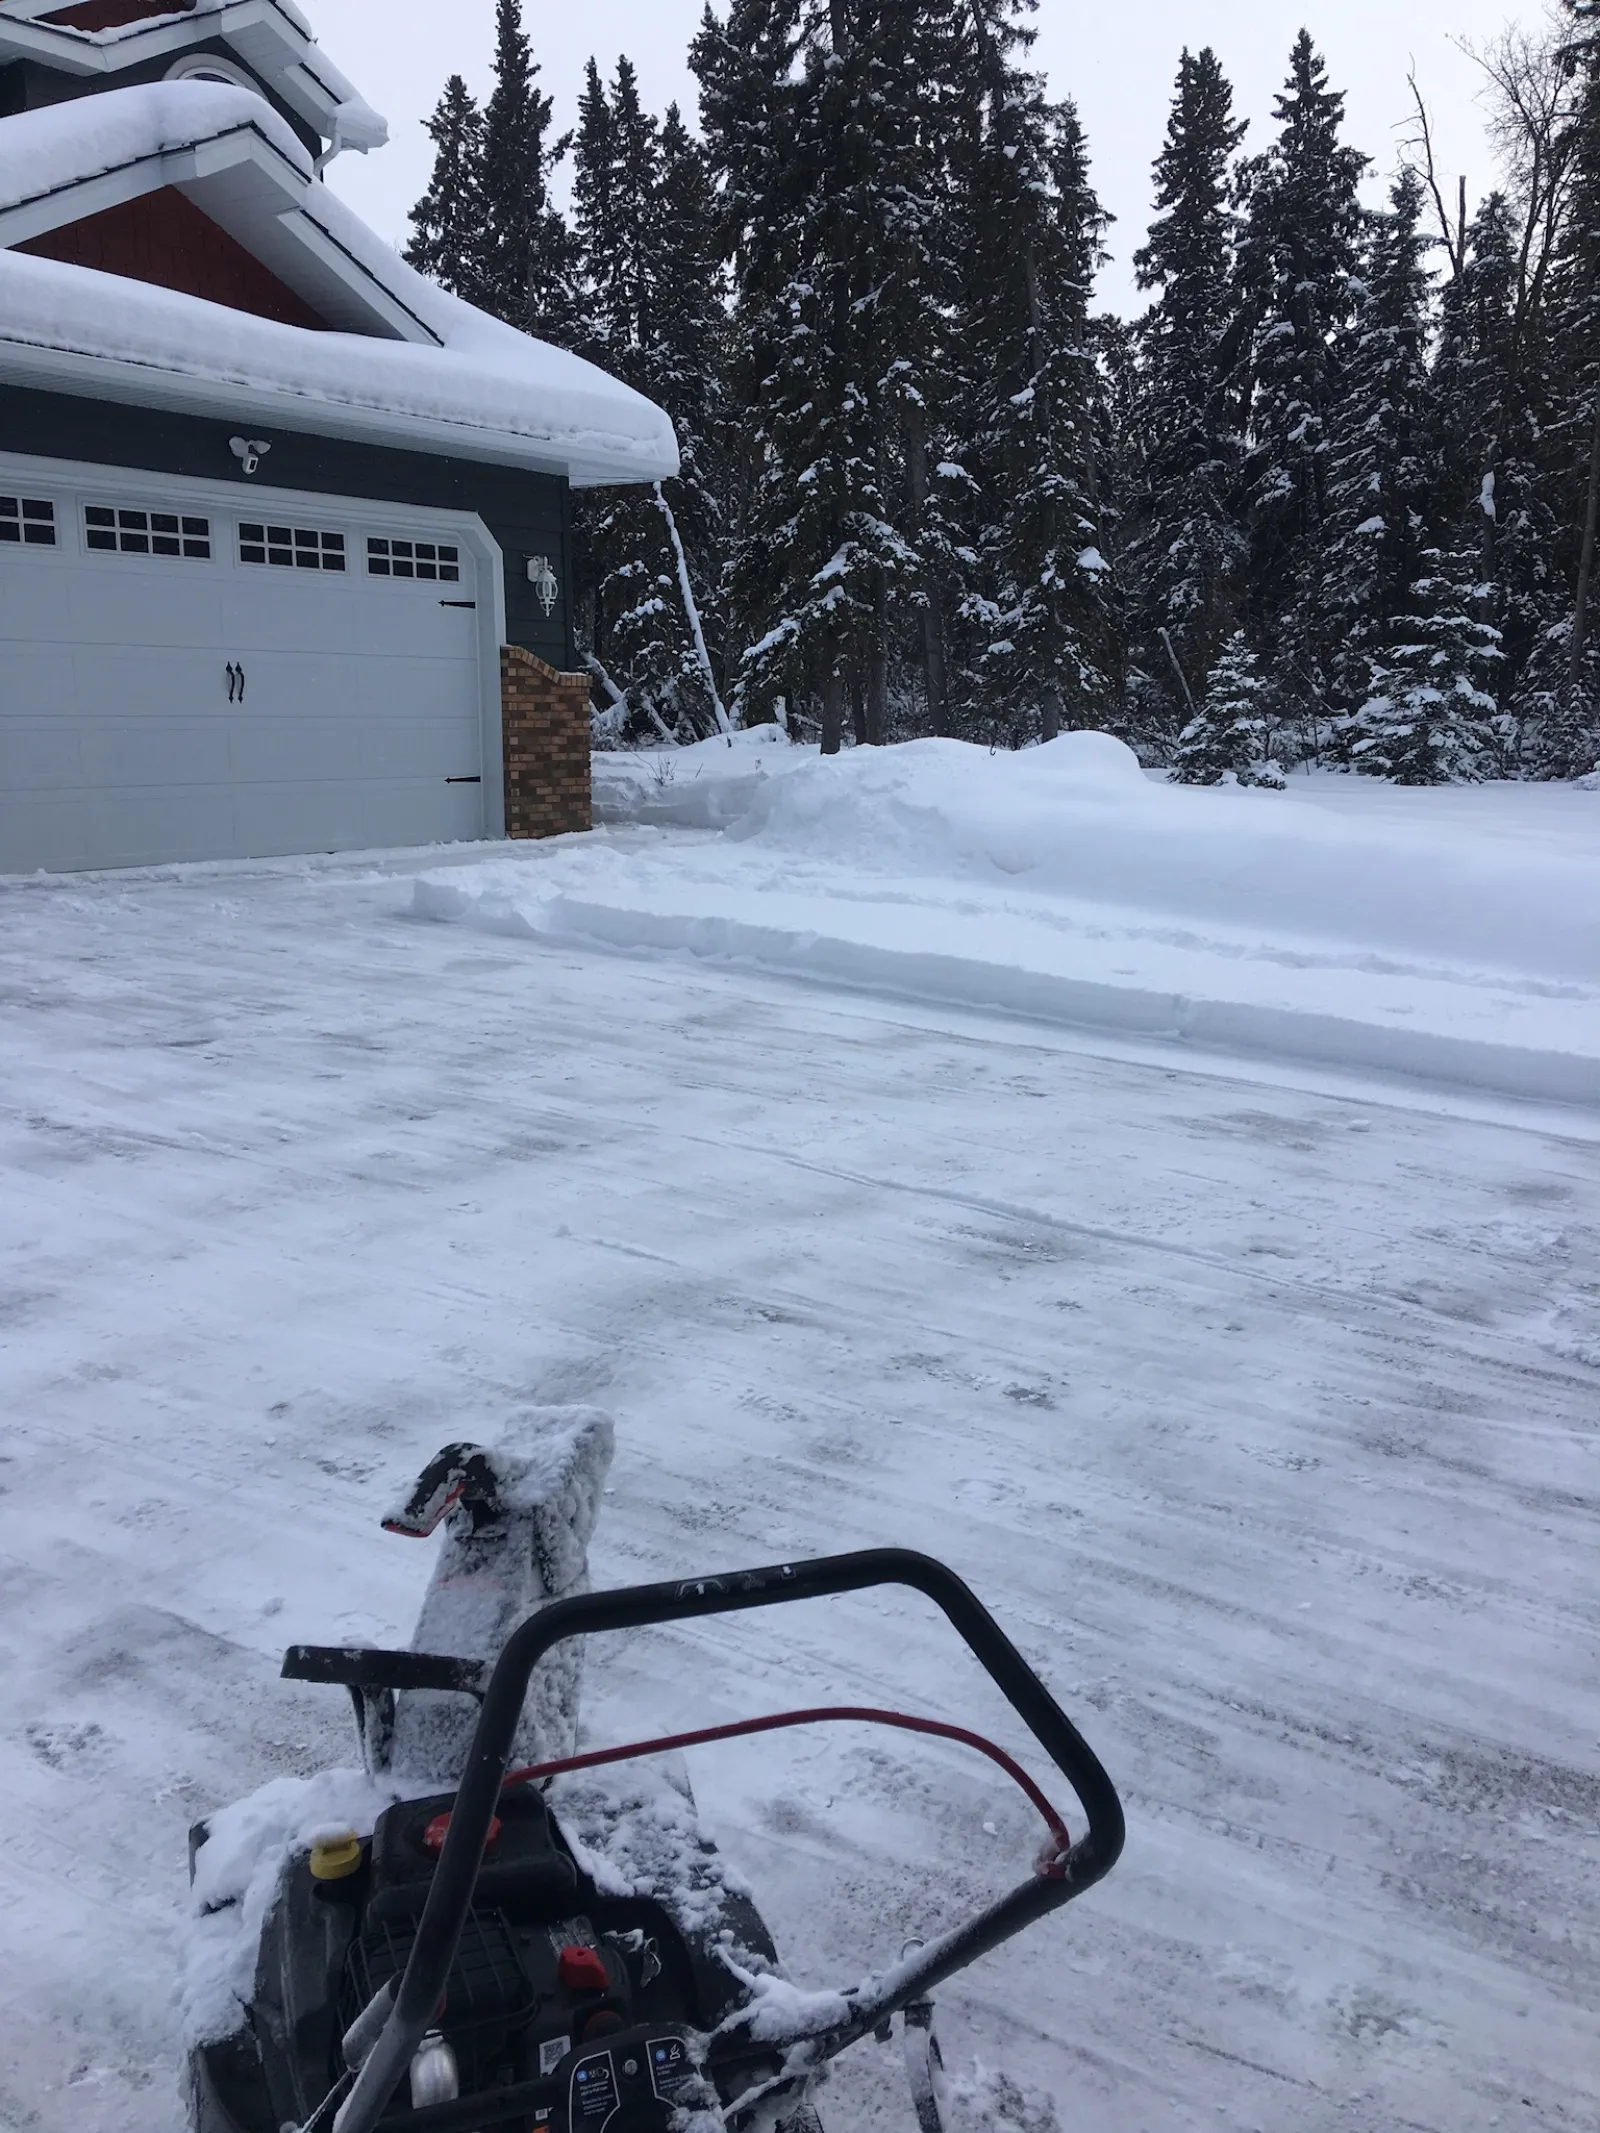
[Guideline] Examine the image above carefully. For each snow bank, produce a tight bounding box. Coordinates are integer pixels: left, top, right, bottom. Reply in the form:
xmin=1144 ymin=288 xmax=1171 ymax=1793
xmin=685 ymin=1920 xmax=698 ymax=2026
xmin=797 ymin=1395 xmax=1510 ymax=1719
xmin=725 ymin=735 xmax=1598 ymax=986
xmin=594 ymin=726 xmax=797 ymax=830
xmin=421 ymin=736 xmax=1600 ymax=1108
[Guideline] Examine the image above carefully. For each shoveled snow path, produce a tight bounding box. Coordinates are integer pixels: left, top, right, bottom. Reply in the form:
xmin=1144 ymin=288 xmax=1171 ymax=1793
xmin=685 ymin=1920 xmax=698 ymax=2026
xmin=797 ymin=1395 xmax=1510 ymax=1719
xmin=0 ymin=856 xmax=1595 ymax=2133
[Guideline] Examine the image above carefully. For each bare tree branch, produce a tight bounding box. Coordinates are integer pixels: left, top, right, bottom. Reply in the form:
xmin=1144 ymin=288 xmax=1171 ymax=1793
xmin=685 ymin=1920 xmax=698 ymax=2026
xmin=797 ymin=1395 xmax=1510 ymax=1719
xmin=1460 ymin=16 xmax=1583 ymax=374
xmin=1400 ymin=66 xmax=1468 ymax=278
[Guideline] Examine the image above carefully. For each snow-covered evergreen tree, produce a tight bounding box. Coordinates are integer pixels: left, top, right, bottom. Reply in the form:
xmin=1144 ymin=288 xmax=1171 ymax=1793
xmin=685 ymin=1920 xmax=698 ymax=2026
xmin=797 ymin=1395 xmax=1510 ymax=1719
xmin=571 ymin=60 xmax=621 ymax=354
xmin=1431 ymin=196 xmax=1517 ymax=579
xmin=1171 ymin=631 xmax=1284 ymax=785
xmin=1316 ymin=169 xmax=1433 ymax=722
xmin=700 ymin=0 xmax=960 ymax=748
xmin=1130 ymin=47 xmax=1248 ymax=720
xmin=405 ymin=76 xmax=484 ymax=301
xmin=1235 ymin=33 xmax=1367 ymax=699
xmin=647 ymin=104 xmax=732 ymax=605
xmin=572 ymin=64 xmax=730 ymax=738
xmin=866 ymin=0 xmax=971 ymax=742
xmin=954 ymin=19 xmax=1114 ymax=743
xmin=1351 ymin=543 xmax=1504 ymax=782
xmin=1519 ymin=2 xmax=1600 ymax=775
xmin=477 ymin=0 xmax=579 ymax=341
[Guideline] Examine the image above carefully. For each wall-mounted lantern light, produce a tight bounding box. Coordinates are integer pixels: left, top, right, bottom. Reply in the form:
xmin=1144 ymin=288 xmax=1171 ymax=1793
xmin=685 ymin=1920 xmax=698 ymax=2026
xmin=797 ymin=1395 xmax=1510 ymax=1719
xmin=526 ymin=554 xmax=559 ymax=617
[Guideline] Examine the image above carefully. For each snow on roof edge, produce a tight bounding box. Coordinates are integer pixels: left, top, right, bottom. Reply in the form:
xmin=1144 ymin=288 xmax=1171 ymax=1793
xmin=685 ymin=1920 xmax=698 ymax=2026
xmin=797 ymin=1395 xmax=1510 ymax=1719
xmin=0 ymin=1 xmax=387 ymax=151
xmin=0 ymin=84 xmax=678 ymax=487
xmin=0 ymin=80 xmax=314 ymax=211
xmin=0 ymin=255 xmax=680 ymax=487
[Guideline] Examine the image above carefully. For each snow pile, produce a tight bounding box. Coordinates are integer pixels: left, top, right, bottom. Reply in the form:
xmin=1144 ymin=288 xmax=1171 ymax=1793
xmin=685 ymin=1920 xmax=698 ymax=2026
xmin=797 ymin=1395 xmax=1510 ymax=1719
xmin=944 ymin=2064 xmax=1064 ymax=2133
xmin=721 ymin=734 xmax=1598 ymax=983
xmin=594 ymin=726 xmax=800 ymax=831
xmin=420 ymin=734 xmax=1600 ymax=1106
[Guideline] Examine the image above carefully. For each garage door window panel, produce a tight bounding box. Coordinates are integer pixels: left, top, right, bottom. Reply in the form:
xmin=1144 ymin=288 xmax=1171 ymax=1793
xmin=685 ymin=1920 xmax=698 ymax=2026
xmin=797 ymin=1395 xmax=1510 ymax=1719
xmin=368 ymin=536 xmax=461 ymax=584
xmin=1 ymin=497 xmax=57 ymax=547
xmin=86 ymin=506 xmax=211 ymax=560
xmin=240 ymin=524 xmax=346 ymax=572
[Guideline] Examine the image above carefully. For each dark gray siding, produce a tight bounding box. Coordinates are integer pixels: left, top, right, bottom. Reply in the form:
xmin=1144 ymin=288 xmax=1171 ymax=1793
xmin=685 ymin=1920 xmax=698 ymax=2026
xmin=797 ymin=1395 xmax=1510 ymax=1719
xmin=0 ymin=382 xmax=576 ymax=667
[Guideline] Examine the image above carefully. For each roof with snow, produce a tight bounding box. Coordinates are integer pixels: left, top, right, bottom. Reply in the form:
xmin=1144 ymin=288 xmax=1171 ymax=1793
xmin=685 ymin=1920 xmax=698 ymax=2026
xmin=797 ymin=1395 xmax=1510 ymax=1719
xmin=0 ymin=0 xmax=386 ymax=158
xmin=0 ymin=76 xmax=679 ymax=485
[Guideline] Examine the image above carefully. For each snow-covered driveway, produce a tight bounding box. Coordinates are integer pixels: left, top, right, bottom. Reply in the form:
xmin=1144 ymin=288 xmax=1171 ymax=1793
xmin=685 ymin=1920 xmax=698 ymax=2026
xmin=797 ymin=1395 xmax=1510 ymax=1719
xmin=0 ymin=856 xmax=1596 ymax=2133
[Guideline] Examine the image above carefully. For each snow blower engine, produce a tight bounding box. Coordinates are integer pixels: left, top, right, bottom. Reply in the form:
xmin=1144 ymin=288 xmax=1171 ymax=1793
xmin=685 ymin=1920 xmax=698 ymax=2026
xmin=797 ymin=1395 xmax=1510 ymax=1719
xmin=187 ymin=1430 xmax=1125 ymax=2133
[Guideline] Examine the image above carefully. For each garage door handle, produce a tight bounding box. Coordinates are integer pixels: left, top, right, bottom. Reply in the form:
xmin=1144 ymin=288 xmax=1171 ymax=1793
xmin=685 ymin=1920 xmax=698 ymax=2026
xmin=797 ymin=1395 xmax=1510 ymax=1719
xmin=226 ymin=662 xmax=247 ymax=704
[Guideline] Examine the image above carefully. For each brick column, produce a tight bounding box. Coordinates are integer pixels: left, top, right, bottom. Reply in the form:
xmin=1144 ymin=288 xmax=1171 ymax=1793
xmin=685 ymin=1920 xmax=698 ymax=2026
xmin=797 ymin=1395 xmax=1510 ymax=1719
xmin=500 ymin=646 xmax=593 ymax=840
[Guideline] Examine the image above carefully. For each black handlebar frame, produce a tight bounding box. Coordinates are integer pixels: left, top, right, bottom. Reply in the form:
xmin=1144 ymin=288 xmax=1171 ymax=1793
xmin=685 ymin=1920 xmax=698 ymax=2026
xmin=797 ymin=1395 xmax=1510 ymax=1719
xmin=325 ymin=1548 xmax=1125 ymax=2133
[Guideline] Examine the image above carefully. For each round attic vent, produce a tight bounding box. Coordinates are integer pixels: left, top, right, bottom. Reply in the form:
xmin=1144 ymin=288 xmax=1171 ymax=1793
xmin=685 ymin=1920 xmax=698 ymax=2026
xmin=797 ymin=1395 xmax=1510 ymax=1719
xmin=165 ymin=54 xmax=261 ymax=94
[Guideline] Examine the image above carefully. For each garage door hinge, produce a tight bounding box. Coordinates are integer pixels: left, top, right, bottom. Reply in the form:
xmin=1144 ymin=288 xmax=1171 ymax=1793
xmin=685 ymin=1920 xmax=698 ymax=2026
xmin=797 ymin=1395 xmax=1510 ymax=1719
xmin=446 ymin=775 xmax=483 ymax=785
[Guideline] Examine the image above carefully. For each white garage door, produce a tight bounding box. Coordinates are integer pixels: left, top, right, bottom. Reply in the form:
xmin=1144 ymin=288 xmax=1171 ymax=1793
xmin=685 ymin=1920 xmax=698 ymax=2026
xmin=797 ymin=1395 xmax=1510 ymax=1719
xmin=0 ymin=464 xmax=495 ymax=873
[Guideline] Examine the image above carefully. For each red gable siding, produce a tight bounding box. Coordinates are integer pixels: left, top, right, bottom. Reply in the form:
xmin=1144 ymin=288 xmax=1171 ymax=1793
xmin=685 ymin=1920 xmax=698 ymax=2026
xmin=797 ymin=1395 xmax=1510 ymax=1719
xmin=41 ymin=1 xmax=197 ymax=28
xmin=17 ymin=187 xmax=331 ymax=329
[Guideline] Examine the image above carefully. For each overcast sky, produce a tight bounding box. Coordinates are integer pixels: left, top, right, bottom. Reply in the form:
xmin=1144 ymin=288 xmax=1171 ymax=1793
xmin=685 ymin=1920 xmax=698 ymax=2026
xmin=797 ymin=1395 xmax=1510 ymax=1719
xmin=319 ymin=0 xmax=1553 ymax=313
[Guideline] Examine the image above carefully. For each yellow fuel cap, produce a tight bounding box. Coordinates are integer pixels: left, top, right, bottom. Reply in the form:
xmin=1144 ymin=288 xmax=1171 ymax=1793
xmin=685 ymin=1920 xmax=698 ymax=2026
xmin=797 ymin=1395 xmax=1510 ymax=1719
xmin=309 ymin=1829 xmax=363 ymax=1882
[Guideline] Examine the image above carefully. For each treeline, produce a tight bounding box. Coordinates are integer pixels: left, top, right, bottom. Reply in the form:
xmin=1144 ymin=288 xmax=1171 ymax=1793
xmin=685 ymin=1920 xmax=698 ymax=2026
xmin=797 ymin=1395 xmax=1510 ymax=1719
xmin=406 ymin=0 xmax=1600 ymax=784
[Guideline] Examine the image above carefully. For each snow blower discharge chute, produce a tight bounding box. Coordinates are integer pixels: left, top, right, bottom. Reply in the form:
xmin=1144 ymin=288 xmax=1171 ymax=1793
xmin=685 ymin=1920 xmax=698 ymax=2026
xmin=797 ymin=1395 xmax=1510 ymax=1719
xmin=186 ymin=1420 xmax=1125 ymax=2133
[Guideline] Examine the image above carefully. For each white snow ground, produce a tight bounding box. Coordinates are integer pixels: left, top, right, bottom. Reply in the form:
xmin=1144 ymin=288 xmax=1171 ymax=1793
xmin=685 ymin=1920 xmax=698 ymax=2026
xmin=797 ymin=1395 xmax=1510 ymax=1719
xmin=0 ymin=825 xmax=1596 ymax=2132
xmin=437 ymin=735 xmax=1600 ymax=1108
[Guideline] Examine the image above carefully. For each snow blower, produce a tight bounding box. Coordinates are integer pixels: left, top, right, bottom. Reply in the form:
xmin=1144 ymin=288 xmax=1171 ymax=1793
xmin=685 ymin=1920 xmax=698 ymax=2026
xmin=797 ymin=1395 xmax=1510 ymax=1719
xmin=186 ymin=1418 xmax=1124 ymax=2133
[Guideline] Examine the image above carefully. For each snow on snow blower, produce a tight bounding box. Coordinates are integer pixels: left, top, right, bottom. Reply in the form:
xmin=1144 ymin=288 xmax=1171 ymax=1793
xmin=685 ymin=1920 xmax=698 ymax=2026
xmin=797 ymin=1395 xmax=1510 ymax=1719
xmin=184 ymin=1413 xmax=1124 ymax=2133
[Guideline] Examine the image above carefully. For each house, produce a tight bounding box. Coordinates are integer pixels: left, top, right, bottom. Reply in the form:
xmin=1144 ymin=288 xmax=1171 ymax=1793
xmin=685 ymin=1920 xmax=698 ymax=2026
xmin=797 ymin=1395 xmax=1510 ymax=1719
xmin=0 ymin=0 xmax=677 ymax=873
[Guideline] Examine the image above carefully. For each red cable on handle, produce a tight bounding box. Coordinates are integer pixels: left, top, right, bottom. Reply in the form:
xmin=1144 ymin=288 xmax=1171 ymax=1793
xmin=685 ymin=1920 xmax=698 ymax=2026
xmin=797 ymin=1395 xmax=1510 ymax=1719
xmin=502 ymin=1705 xmax=1072 ymax=1876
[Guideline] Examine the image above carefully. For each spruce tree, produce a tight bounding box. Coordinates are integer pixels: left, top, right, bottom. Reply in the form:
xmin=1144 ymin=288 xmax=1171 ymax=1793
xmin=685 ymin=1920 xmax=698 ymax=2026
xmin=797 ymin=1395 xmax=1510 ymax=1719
xmin=866 ymin=0 xmax=970 ymax=742
xmin=1235 ymin=32 xmax=1367 ymax=702
xmin=1351 ymin=543 xmax=1504 ymax=782
xmin=571 ymin=60 xmax=621 ymax=361
xmin=1317 ymin=169 xmax=1433 ymax=721
xmin=1431 ymin=195 xmax=1518 ymax=585
xmin=477 ymin=0 xmax=579 ymax=341
xmin=1130 ymin=47 xmax=1249 ymax=719
xmin=405 ymin=76 xmax=485 ymax=301
xmin=570 ymin=63 xmax=730 ymax=738
xmin=1171 ymin=631 xmax=1285 ymax=786
xmin=1522 ymin=2 xmax=1600 ymax=775
xmin=647 ymin=105 xmax=731 ymax=594
xmin=702 ymin=1 xmax=960 ymax=749
xmin=692 ymin=0 xmax=810 ymax=727
xmin=954 ymin=25 xmax=1114 ymax=742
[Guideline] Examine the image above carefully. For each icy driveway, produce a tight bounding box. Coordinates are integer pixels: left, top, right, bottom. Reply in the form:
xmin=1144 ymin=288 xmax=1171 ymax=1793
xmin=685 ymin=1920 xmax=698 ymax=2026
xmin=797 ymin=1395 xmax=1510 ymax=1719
xmin=0 ymin=856 xmax=1596 ymax=2133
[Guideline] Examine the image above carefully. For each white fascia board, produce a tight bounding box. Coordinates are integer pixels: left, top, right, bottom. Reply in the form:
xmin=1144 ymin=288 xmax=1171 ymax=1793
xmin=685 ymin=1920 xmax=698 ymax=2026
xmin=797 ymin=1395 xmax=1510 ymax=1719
xmin=268 ymin=207 xmax=438 ymax=343
xmin=0 ymin=336 xmax=671 ymax=487
xmin=0 ymin=117 xmax=303 ymax=246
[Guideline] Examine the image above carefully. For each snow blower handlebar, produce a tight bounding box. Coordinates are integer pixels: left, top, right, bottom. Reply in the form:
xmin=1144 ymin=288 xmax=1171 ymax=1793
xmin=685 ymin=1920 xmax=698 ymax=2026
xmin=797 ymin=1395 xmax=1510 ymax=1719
xmin=329 ymin=1547 xmax=1126 ymax=2133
